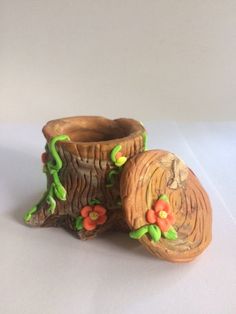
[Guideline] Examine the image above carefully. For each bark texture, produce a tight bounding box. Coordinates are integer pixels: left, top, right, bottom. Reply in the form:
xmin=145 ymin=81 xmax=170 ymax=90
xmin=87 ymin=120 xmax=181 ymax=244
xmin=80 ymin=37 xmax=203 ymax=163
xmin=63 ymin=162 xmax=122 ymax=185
xmin=26 ymin=116 xmax=146 ymax=239
xmin=120 ymin=150 xmax=212 ymax=262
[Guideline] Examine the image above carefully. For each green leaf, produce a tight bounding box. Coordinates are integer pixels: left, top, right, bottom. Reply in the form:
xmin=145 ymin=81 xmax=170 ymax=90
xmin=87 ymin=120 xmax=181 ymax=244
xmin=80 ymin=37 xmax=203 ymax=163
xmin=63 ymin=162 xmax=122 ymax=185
xmin=158 ymin=194 xmax=169 ymax=203
xmin=148 ymin=225 xmax=161 ymax=243
xmin=163 ymin=226 xmax=178 ymax=240
xmin=75 ymin=216 xmax=84 ymax=231
xmin=88 ymin=199 xmax=101 ymax=205
xmin=129 ymin=225 xmax=149 ymax=239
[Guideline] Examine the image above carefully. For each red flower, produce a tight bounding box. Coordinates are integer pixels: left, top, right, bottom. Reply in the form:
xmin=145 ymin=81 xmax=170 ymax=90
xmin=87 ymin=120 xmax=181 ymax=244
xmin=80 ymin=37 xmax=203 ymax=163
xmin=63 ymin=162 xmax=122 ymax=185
xmin=146 ymin=199 xmax=175 ymax=232
xmin=81 ymin=205 xmax=107 ymax=231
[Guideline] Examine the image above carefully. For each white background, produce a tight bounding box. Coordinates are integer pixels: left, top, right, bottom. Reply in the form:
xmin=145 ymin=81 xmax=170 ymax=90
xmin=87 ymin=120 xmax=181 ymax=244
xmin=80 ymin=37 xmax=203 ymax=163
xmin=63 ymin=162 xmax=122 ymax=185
xmin=0 ymin=1 xmax=236 ymax=314
xmin=1 ymin=0 xmax=236 ymax=122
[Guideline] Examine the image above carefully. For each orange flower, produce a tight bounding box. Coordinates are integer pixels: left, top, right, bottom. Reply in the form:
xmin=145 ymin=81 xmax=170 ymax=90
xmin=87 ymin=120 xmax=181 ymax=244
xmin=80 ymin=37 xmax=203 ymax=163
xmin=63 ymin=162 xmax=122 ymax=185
xmin=146 ymin=199 xmax=175 ymax=232
xmin=115 ymin=151 xmax=123 ymax=160
xmin=81 ymin=205 xmax=107 ymax=231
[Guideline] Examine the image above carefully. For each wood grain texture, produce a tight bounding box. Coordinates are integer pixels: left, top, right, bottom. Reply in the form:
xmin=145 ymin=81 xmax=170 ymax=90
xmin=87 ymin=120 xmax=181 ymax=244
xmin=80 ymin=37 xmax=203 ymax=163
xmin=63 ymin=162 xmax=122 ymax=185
xmin=120 ymin=150 xmax=212 ymax=262
xmin=27 ymin=116 xmax=146 ymax=239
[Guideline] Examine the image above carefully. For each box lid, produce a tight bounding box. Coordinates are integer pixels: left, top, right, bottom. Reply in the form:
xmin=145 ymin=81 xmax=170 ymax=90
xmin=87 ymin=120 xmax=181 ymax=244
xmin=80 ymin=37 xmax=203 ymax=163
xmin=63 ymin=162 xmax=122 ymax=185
xmin=120 ymin=150 xmax=212 ymax=262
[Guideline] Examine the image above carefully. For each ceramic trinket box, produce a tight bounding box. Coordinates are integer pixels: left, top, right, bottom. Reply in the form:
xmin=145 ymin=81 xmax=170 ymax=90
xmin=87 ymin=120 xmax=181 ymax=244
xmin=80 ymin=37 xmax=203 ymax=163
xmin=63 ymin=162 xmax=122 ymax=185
xmin=24 ymin=116 xmax=212 ymax=262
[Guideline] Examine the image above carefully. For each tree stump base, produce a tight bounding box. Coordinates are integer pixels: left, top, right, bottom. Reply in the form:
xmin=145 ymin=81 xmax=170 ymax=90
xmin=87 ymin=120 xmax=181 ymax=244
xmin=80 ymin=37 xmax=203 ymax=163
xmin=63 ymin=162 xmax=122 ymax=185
xmin=24 ymin=116 xmax=146 ymax=240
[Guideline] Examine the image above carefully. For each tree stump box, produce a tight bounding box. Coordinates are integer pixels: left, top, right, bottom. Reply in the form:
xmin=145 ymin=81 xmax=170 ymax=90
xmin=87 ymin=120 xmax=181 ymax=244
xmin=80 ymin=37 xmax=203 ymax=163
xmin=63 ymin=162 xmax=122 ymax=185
xmin=24 ymin=116 xmax=212 ymax=262
xmin=25 ymin=116 xmax=146 ymax=239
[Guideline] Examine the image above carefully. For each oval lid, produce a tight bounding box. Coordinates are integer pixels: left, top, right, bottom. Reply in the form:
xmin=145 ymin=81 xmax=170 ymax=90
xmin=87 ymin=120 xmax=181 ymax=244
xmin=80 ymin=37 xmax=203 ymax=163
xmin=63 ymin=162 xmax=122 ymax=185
xmin=120 ymin=150 xmax=212 ymax=263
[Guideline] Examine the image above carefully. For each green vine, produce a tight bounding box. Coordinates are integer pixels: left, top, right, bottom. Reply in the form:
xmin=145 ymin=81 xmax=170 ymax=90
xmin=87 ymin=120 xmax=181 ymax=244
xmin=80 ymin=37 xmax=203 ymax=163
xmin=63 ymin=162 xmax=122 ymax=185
xmin=110 ymin=144 xmax=122 ymax=163
xmin=106 ymin=144 xmax=127 ymax=187
xmin=106 ymin=168 xmax=122 ymax=187
xmin=24 ymin=134 xmax=70 ymax=222
xmin=142 ymin=131 xmax=148 ymax=151
xmin=24 ymin=206 xmax=38 ymax=222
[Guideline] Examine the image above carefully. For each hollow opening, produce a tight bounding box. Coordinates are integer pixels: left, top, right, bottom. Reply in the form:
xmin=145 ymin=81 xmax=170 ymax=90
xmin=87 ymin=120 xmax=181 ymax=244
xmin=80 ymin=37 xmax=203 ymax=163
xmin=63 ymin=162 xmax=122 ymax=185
xmin=44 ymin=117 xmax=143 ymax=143
xmin=68 ymin=125 xmax=130 ymax=142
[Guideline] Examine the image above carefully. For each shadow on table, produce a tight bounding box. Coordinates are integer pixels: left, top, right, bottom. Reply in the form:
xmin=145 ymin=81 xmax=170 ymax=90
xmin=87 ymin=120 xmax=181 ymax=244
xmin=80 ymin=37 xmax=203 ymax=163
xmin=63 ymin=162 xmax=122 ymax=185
xmin=99 ymin=230 xmax=156 ymax=258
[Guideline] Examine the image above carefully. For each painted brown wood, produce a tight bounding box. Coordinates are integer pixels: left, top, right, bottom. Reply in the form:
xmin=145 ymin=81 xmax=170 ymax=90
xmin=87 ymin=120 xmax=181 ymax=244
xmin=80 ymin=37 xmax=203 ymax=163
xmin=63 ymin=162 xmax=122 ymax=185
xmin=120 ymin=150 xmax=212 ymax=262
xmin=26 ymin=116 xmax=146 ymax=239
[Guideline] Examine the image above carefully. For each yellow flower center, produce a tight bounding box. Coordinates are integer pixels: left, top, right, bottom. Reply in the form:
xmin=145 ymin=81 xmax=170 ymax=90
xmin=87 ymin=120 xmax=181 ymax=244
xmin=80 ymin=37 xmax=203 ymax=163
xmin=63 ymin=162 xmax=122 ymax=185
xmin=89 ymin=211 xmax=99 ymax=221
xmin=159 ymin=210 xmax=168 ymax=219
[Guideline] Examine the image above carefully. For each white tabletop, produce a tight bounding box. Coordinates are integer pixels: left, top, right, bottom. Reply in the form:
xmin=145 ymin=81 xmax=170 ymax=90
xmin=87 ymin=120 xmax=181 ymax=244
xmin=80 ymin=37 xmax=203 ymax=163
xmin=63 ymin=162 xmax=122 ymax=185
xmin=0 ymin=122 xmax=235 ymax=314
